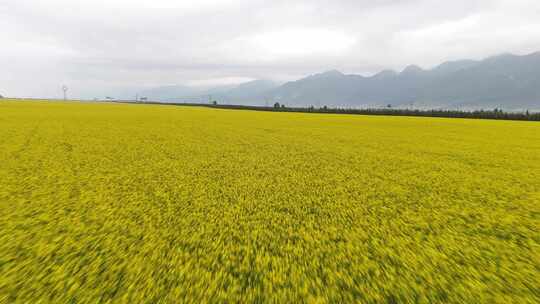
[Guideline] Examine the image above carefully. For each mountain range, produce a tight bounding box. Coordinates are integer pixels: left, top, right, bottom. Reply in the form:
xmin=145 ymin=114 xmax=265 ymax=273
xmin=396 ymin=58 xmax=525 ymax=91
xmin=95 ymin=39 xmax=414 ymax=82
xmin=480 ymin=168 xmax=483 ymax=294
xmin=141 ymin=52 xmax=540 ymax=111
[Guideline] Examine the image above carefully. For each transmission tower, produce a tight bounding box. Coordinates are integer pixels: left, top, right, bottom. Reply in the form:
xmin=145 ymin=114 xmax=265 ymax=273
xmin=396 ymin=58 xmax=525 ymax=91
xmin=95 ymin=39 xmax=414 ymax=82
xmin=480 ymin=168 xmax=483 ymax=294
xmin=62 ymin=85 xmax=68 ymax=101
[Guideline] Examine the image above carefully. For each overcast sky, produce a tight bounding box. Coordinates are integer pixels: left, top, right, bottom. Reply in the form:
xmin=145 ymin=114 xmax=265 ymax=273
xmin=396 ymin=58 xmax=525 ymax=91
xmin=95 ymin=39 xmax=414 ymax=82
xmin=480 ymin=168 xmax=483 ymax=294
xmin=2 ymin=0 xmax=540 ymax=99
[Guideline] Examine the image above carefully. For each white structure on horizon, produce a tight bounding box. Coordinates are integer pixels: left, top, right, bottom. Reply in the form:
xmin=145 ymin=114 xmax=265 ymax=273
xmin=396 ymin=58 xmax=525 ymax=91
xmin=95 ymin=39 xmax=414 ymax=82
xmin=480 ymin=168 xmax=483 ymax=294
xmin=62 ymin=85 xmax=68 ymax=101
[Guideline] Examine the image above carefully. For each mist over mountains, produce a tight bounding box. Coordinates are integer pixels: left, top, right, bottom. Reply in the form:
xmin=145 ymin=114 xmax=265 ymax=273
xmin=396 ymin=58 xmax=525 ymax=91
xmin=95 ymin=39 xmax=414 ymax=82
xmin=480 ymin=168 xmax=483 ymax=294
xmin=138 ymin=80 xmax=278 ymax=105
xmin=141 ymin=52 xmax=540 ymax=111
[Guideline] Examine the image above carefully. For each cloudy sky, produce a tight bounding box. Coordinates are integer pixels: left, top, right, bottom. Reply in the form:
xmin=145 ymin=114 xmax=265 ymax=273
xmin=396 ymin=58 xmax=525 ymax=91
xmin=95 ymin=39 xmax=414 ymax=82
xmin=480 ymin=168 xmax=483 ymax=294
xmin=2 ymin=0 xmax=540 ymax=99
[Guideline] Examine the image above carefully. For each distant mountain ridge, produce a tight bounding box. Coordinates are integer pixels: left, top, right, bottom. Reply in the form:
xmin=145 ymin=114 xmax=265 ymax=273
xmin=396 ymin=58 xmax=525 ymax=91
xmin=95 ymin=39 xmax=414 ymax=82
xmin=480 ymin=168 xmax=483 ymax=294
xmin=266 ymin=51 xmax=540 ymax=110
xmin=142 ymin=51 xmax=540 ymax=110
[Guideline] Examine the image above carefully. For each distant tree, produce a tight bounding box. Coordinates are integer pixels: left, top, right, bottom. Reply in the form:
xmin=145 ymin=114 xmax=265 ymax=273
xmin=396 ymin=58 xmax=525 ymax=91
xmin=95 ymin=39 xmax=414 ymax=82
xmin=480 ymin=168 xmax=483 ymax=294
xmin=322 ymin=105 xmax=328 ymax=110
xmin=281 ymin=104 xmax=286 ymax=108
xmin=212 ymin=100 xmax=217 ymax=105
xmin=526 ymin=109 xmax=530 ymax=116
xmin=387 ymin=104 xmax=392 ymax=108
xmin=273 ymin=102 xmax=280 ymax=108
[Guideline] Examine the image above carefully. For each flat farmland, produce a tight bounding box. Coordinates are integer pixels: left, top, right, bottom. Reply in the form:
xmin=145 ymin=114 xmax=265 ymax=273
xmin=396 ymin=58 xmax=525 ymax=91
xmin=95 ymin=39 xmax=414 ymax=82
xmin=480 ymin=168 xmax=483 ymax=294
xmin=1 ymin=100 xmax=539 ymax=303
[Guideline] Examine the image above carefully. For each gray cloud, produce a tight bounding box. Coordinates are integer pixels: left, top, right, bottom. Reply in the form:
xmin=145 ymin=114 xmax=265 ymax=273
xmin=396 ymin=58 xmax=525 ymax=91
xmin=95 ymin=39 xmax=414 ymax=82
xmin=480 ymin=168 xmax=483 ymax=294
xmin=2 ymin=0 xmax=540 ymax=99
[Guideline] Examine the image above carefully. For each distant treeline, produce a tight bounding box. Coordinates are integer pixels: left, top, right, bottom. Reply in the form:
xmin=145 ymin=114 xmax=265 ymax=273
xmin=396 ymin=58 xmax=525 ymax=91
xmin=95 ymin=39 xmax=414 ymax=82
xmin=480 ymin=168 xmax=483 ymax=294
xmin=131 ymin=101 xmax=540 ymax=121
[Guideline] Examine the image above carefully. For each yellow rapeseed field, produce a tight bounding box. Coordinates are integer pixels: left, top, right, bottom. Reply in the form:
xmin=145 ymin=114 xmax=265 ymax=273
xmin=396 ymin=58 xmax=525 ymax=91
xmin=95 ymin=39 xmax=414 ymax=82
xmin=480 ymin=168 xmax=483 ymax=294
xmin=1 ymin=100 xmax=539 ymax=303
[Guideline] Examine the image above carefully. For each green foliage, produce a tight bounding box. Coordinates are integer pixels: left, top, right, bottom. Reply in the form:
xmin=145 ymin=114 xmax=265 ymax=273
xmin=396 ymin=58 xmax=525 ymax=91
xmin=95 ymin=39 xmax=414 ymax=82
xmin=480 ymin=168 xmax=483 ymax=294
xmin=164 ymin=102 xmax=540 ymax=121
xmin=1 ymin=100 xmax=539 ymax=303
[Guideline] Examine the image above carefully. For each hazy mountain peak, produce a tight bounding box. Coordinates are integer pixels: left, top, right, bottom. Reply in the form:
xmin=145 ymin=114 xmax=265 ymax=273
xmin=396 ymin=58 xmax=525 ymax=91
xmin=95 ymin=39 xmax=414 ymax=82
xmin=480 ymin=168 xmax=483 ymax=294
xmin=231 ymin=79 xmax=277 ymax=89
xmin=373 ymin=69 xmax=397 ymax=79
xmin=485 ymin=52 xmax=516 ymax=61
xmin=525 ymin=51 xmax=540 ymax=58
xmin=311 ymin=70 xmax=344 ymax=78
xmin=401 ymin=65 xmax=424 ymax=75
xmin=431 ymin=60 xmax=479 ymax=75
